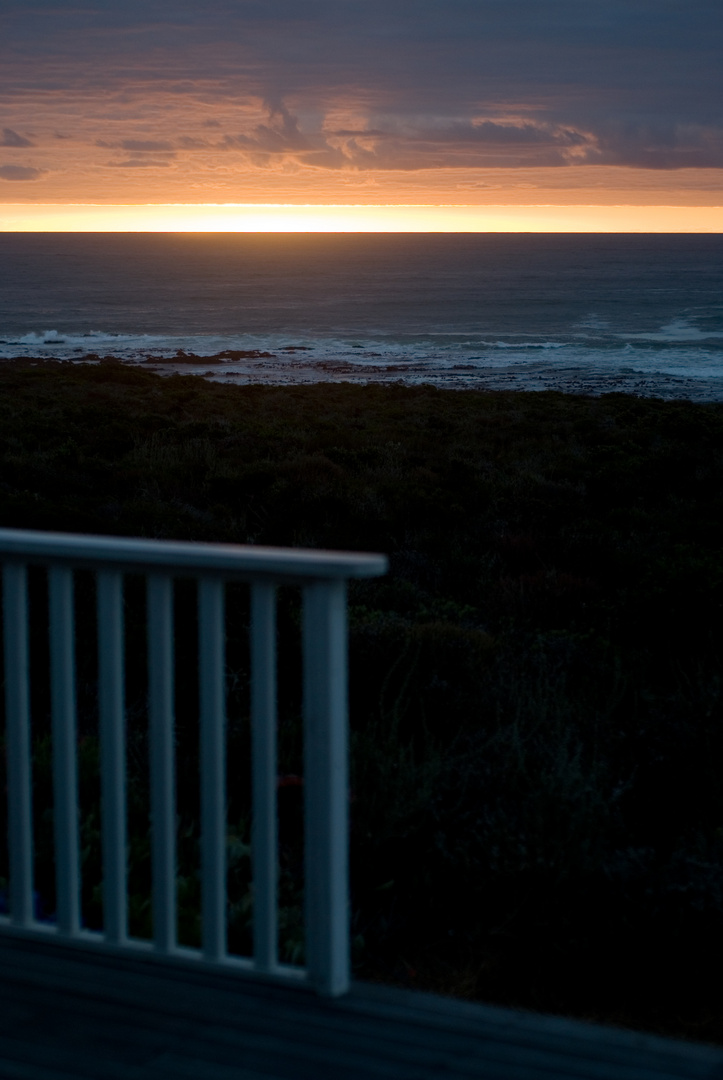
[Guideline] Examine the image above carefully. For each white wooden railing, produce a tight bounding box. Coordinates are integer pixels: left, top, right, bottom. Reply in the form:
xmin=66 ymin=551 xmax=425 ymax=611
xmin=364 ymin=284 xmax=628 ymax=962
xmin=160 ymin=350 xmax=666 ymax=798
xmin=0 ymin=528 xmax=386 ymax=996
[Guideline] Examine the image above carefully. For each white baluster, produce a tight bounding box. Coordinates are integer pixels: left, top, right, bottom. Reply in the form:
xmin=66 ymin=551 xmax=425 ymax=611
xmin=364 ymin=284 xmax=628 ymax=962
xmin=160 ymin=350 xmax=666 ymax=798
xmin=49 ymin=566 xmax=80 ymax=937
xmin=97 ymin=570 xmax=127 ymax=944
xmin=303 ymin=580 xmax=349 ymax=996
xmin=199 ymin=576 xmax=226 ymax=962
xmin=148 ymin=574 xmax=176 ymax=953
xmin=251 ymin=582 xmax=278 ymax=972
xmin=3 ymin=563 xmax=34 ymax=927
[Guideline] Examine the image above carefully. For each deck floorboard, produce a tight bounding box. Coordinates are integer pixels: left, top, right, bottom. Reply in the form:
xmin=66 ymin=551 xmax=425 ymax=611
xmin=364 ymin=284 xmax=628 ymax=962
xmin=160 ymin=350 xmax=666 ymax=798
xmin=0 ymin=935 xmax=721 ymax=1079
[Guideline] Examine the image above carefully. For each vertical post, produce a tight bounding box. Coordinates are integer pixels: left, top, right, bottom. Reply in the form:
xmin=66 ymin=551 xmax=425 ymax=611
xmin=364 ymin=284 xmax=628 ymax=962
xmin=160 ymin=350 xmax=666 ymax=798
xmin=3 ymin=562 xmax=34 ymax=927
xmin=97 ymin=570 xmax=127 ymax=944
xmin=148 ymin=574 xmax=176 ymax=954
xmin=49 ymin=566 xmax=81 ymax=937
xmin=251 ymin=582 xmax=278 ymax=972
xmin=303 ymin=579 xmax=349 ymax=996
xmin=199 ymin=576 xmax=226 ymax=962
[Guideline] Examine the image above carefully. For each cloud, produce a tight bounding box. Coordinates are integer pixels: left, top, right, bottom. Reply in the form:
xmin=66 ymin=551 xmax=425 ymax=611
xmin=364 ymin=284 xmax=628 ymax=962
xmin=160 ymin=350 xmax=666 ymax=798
xmin=178 ymin=136 xmax=211 ymax=148
xmin=218 ymin=103 xmax=599 ymax=170
xmin=97 ymin=139 xmax=175 ymax=153
xmin=423 ymin=121 xmax=588 ymax=147
xmin=589 ymin=122 xmax=723 ymax=169
xmin=0 ymin=164 xmax=44 ymax=180
xmin=120 ymin=139 xmax=174 ymax=152
xmin=1 ymin=0 xmax=722 ymax=187
xmin=1 ymin=128 xmax=34 ymax=147
xmin=106 ymin=158 xmax=172 ymax=167
xmin=218 ymin=100 xmax=723 ymax=172
xmin=226 ymin=100 xmax=311 ymax=154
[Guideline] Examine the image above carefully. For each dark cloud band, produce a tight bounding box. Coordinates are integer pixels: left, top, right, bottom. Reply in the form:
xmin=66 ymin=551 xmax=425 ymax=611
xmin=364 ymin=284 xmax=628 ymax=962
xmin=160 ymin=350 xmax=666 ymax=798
xmin=1 ymin=0 xmax=721 ymax=182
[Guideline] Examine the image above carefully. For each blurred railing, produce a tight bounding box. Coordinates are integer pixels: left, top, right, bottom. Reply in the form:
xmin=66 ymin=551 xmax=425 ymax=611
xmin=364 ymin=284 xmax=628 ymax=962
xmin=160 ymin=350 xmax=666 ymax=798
xmin=0 ymin=528 xmax=386 ymax=996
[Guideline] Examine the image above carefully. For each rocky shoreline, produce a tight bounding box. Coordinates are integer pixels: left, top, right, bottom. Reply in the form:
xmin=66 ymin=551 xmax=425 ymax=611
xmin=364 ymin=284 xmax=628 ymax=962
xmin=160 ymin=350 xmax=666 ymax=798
xmin=3 ymin=349 xmax=722 ymax=402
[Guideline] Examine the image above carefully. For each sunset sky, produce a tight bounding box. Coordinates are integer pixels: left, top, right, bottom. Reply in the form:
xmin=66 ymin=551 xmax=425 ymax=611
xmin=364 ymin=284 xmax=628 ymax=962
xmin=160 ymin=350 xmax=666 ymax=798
xmin=1 ymin=0 xmax=722 ymax=230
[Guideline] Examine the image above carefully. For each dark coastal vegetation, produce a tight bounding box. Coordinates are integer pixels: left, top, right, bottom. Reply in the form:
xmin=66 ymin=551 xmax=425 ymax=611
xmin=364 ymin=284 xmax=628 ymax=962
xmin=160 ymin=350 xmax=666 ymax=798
xmin=2 ymin=359 xmax=723 ymax=1042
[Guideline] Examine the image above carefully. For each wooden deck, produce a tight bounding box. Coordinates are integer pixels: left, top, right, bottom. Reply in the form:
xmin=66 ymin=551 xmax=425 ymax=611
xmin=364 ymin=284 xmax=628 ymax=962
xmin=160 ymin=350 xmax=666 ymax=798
xmin=0 ymin=935 xmax=721 ymax=1080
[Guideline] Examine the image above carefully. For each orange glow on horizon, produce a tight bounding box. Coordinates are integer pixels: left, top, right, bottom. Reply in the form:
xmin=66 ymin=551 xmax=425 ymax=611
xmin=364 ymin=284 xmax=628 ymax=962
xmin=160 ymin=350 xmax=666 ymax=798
xmin=0 ymin=203 xmax=722 ymax=232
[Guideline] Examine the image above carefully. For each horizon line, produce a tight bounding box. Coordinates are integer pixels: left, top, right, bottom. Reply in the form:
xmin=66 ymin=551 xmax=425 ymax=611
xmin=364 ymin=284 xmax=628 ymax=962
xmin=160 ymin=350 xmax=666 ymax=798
xmin=1 ymin=202 xmax=722 ymax=233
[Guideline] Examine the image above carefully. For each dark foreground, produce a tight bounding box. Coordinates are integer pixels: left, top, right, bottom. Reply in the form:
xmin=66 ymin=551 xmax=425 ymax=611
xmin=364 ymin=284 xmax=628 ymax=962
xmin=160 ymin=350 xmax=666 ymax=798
xmin=0 ymin=933 xmax=721 ymax=1080
xmin=3 ymin=361 xmax=723 ymax=1042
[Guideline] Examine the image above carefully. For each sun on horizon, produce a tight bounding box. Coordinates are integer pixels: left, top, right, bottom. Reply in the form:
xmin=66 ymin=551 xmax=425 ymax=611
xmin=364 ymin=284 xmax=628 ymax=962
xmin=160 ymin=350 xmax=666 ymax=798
xmin=1 ymin=203 xmax=722 ymax=233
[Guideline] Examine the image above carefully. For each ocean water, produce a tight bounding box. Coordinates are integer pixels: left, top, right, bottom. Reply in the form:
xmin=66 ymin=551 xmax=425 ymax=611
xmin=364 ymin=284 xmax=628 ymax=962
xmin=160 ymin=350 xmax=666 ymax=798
xmin=1 ymin=233 xmax=722 ymax=399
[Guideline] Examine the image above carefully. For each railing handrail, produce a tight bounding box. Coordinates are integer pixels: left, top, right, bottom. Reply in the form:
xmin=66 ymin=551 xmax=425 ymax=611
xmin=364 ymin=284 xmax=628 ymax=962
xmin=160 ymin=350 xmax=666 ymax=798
xmin=0 ymin=527 xmax=387 ymax=998
xmin=0 ymin=528 xmax=387 ymax=581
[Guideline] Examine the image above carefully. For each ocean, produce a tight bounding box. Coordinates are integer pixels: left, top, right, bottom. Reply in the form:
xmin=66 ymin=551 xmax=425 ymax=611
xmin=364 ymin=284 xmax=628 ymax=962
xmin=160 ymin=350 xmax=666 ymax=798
xmin=1 ymin=233 xmax=722 ymax=399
